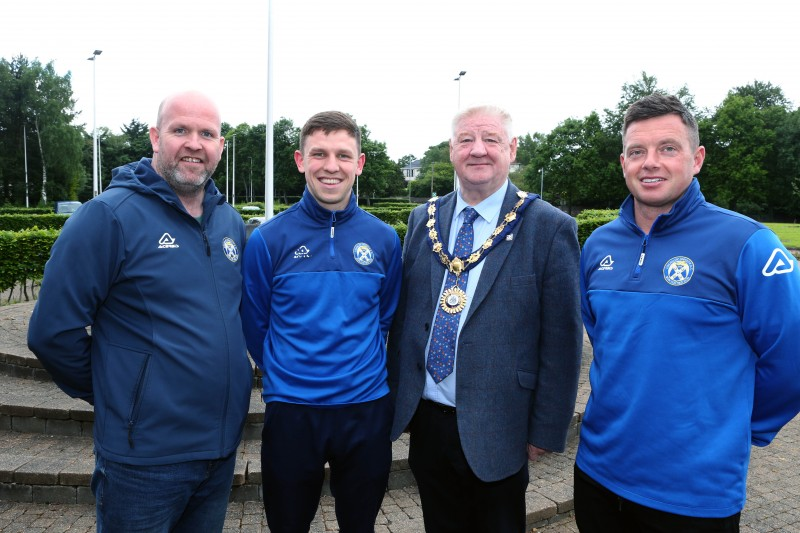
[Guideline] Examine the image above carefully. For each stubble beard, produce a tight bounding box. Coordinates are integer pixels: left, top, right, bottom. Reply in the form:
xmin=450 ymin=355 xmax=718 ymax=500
xmin=157 ymin=160 xmax=211 ymax=196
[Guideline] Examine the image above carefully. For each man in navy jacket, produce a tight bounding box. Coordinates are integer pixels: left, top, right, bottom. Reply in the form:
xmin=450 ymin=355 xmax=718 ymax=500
xmin=28 ymin=91 xmax=251 ymax=532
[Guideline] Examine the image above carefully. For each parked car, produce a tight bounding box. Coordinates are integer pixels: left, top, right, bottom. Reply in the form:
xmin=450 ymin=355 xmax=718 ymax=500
xmin=54 ymin=201 xmax=82 ymax=216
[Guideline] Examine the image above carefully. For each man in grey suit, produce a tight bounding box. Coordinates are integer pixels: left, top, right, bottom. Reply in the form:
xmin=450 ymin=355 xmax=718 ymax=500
xmin=387 ymin=105 xmax=583 ymax=532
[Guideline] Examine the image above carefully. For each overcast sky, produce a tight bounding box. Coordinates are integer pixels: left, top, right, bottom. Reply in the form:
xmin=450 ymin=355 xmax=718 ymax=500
xmin=5 ymin=0 xmax=800 ymax=161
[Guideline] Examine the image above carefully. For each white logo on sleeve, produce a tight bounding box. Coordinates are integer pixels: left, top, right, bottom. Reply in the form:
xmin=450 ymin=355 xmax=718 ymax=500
xmin=762 ymin=248 xmax=796 ymax=276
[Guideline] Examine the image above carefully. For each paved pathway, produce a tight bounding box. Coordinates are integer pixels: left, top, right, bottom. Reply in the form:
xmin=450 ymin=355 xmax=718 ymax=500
xmin=2 ymin=299 xmax=800 ymax=531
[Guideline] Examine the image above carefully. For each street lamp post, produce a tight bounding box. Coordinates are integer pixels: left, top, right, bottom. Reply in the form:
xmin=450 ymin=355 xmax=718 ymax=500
xmin=540 ymin=167 xmax=544 ymax=198
xmin=453 ymin=70 xmax=466 ymax=191
xmin=87 ymin=50 xmax=102 ymax=197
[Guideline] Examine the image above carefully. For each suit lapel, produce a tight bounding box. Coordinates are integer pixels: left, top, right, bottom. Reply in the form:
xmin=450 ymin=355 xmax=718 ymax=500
xmin=464 ymin=184 xmax=523 ymax=322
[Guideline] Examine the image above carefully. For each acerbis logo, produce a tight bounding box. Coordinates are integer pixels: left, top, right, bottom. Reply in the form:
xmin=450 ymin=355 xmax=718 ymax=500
xmin=353 ymin=242 xmax=375 ymax=266
xmin=222 ymin=237 xmax=239 ymax=263
xmin=762 ymin=248 xmax=795 ymax=277
xmin=158 ymin=233 xmax=179 ymax=249
xmin=663 ymin=256 xmax=694 ymax=286
xmin=598 ymin=255 xmax=614 ymax=271
xmin=293 ymin=246 xmax=311 ymax=259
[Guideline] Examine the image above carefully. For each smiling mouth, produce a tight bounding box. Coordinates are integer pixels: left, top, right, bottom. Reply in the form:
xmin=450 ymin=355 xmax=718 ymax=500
xmin=181 ymin=157 xmax=202 ymax=163
xmin=642 ymin=178 xmax=664 ymax=183
xmin=319 ymin=177 xmax=342 ymax=185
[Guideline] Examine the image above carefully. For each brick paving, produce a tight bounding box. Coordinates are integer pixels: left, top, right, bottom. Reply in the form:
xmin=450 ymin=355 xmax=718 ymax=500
xmin=2 ymin=300 xmax=800 ymax=531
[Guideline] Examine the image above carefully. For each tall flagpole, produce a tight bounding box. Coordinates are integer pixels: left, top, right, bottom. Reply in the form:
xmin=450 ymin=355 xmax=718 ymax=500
xmin=265 ymin=0 xmax=274 ymax=219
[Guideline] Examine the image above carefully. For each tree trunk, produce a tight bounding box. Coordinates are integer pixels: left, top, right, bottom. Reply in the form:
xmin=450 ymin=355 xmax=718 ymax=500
xmin=35 ymin=116 xmax=47 ymax=203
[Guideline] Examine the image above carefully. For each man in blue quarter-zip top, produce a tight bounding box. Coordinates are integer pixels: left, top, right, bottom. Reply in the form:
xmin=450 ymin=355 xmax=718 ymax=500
xmin=575 ymin=93 xmax=800 ymax=532
xmin=28 ymin=91 xmax=252 ymax=532
xmin=241 ymin=111 xmax=403 ymax=532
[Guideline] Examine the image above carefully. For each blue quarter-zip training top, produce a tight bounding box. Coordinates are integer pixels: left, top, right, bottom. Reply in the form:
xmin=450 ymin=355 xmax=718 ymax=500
xmin=577 ymin=178 xmax=800 ymax=517
xmin=242 ymin=190 xmax=403 ymax=406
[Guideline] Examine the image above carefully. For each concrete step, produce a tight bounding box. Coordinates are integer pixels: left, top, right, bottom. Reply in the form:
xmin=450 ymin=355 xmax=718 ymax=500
xmin=0 ymin=427 xmax=578 ymax=529
xmin=0 ymin=372 xmax=265 ymax=441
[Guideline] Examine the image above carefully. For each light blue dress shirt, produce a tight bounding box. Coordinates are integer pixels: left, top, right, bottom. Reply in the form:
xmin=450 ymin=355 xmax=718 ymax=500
xmin=422 ymin=181 xmax=509 ymax=406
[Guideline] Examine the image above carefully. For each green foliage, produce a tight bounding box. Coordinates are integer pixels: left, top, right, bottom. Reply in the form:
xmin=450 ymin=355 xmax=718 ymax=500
xmin=0 ymin=229 xmax=57 ymax=293
xmin=0 ymin=55 xmax=85 ymax=205
xmin=0 ymin=214 xmax=68 ymax=231
xmin=576 ymin=210 xmax=618 ymax=247
xmin=0 ymin=206 xmax=50 ymax=215
xmin=358 ymin=124 xmax=406 ymax=204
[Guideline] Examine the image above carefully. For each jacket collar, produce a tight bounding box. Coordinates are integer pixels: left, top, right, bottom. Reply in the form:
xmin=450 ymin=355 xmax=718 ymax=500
xmin=298 ymin=187 xmax=358 ymax=224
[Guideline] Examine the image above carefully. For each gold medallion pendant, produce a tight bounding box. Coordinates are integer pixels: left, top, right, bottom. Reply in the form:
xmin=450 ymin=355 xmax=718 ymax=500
xmin=440 ymin=286 xmax=467 ymax=314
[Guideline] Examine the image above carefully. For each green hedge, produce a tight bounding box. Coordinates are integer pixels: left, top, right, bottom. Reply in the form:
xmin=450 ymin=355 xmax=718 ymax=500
xmin=0 ymin=205 xmax=617 ymax=296
xmin=576 ymin=209 xmax=618 ymax=247
xmin=0 ymin=229 xmax=58 ymax=294
xmin=0 ymin=207 xmax=52 ymax=215
xmin=0 ymin=214 xmax=69 ymax=231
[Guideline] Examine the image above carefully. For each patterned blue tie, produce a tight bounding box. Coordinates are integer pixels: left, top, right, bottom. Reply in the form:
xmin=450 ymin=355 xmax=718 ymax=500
xmin=427 ymin=207 xmax=480 ymax=383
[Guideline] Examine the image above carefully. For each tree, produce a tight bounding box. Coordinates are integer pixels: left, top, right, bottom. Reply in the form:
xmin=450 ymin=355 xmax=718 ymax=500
xmin=0 ymin=55 xmax=84 ymax=205
xmin=702 ymin=93 xmax=773 ymax=216
xmin=358 ymin=124 xmax=405 ymax=202
xmin=271 ymin=117 xmax=303 ymax=203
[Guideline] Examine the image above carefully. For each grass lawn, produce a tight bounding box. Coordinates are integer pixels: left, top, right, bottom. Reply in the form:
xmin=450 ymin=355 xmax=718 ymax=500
xmin=764 ymin=222 xmax=800 ymax=250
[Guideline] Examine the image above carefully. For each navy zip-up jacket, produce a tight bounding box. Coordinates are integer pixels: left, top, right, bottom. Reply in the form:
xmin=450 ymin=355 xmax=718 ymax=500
xmin=28 ymin=158 xmax=252 ymax=465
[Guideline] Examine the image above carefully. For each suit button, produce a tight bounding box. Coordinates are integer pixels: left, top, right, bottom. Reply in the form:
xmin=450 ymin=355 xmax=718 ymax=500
xmin=424 ymin=323 xmax=430 ymax=332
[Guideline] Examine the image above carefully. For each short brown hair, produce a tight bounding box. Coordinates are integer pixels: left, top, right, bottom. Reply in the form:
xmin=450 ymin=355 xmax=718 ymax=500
xmin=622 ymin=94 xmax=700 ymax=149
xmin=299 ymin=111 xmax=361 ymax=154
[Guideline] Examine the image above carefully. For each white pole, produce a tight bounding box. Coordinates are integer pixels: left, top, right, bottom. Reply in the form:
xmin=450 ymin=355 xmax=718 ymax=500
xmin=23 ymin=124 xmax=29 ymax=207
xmin=264 ymin=0 xmax=274 ymax=219
xmin=91 ymin=55 xmax=98 ymax=197
xmin=225 ymin=141 xmax=229 ymax=199
xmin=232 ymin=134 xmax=236 ymax=206
xmin=540 ymin=167 xmax=544 ymax=197
xmin=453 ymin=70 xmax=466 ymax=192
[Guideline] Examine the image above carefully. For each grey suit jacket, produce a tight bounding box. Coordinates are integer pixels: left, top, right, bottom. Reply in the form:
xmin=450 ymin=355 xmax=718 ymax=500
xmin=387 ymin=181 xmax=582 ymax=482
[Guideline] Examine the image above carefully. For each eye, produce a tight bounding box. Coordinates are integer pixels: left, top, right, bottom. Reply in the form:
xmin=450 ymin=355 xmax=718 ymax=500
xmin=627 ymin=149 xmax=645 ymax=158
xmin=200 ymin=130 xmax=214 ymax=139
xmin=661 ymin=145 xmax=678 ymax=154
xmin=174 ymin=128 xmax=186 ymax=135
xmin=338 ymin=154 xmax=352 ymax=160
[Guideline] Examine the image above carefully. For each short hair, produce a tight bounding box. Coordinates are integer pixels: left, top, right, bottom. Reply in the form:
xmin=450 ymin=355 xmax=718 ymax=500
xmin=299 ymin=111 xmax=361 ymax=154
xmin=622 ymin=93 xmax=700 ymax=149
xmin=452 ymin=105 xmax=514 ymax=141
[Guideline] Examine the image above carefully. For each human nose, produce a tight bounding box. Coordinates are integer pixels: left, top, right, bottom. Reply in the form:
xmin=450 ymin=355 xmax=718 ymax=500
xmin=642 ymin=150 xmax=660 ymax=169
xmin=470 ymin=138 xmax=488 ymax=157
xmin=185 ymin=132 xmax=203 ymax=151
xmin=323 ymin=154 xmax=339 ymax=172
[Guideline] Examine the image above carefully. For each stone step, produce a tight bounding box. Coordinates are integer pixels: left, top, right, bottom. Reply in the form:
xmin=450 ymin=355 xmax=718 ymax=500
xmin=0 ymin=372 xmax=265 ymax=441
xmin=0 ymin=427 xmax=578 ymax=529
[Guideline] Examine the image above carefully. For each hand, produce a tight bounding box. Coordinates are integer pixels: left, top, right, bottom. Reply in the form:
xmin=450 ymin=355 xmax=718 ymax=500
xmin=527 ymin=444 xmax=548 ymax=462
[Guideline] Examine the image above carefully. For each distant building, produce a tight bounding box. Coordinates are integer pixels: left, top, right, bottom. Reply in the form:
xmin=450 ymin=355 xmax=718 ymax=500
xmin=401 ymin=159 xmax=422 ymax=182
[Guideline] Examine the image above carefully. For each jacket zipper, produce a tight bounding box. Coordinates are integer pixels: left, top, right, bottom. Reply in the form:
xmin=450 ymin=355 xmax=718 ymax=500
xmin=329 ymin=212 xmax=337 ymax=258
xmin=632 ymin=234 xmax=649 ymax=279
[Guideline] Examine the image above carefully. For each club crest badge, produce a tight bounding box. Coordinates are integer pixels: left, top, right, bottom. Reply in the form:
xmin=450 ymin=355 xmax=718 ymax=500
xmin=663 ymin=256 xmax=694 ymax=286
xmin=353 ymin=242 xmax=374 ymax=266
xmin=222 ymin=237 xmax=239 ymax=263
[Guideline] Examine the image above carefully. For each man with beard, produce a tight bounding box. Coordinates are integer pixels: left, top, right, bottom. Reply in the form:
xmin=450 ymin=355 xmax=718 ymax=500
xmin=28 ymin=91 xmax=252 ymax=532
